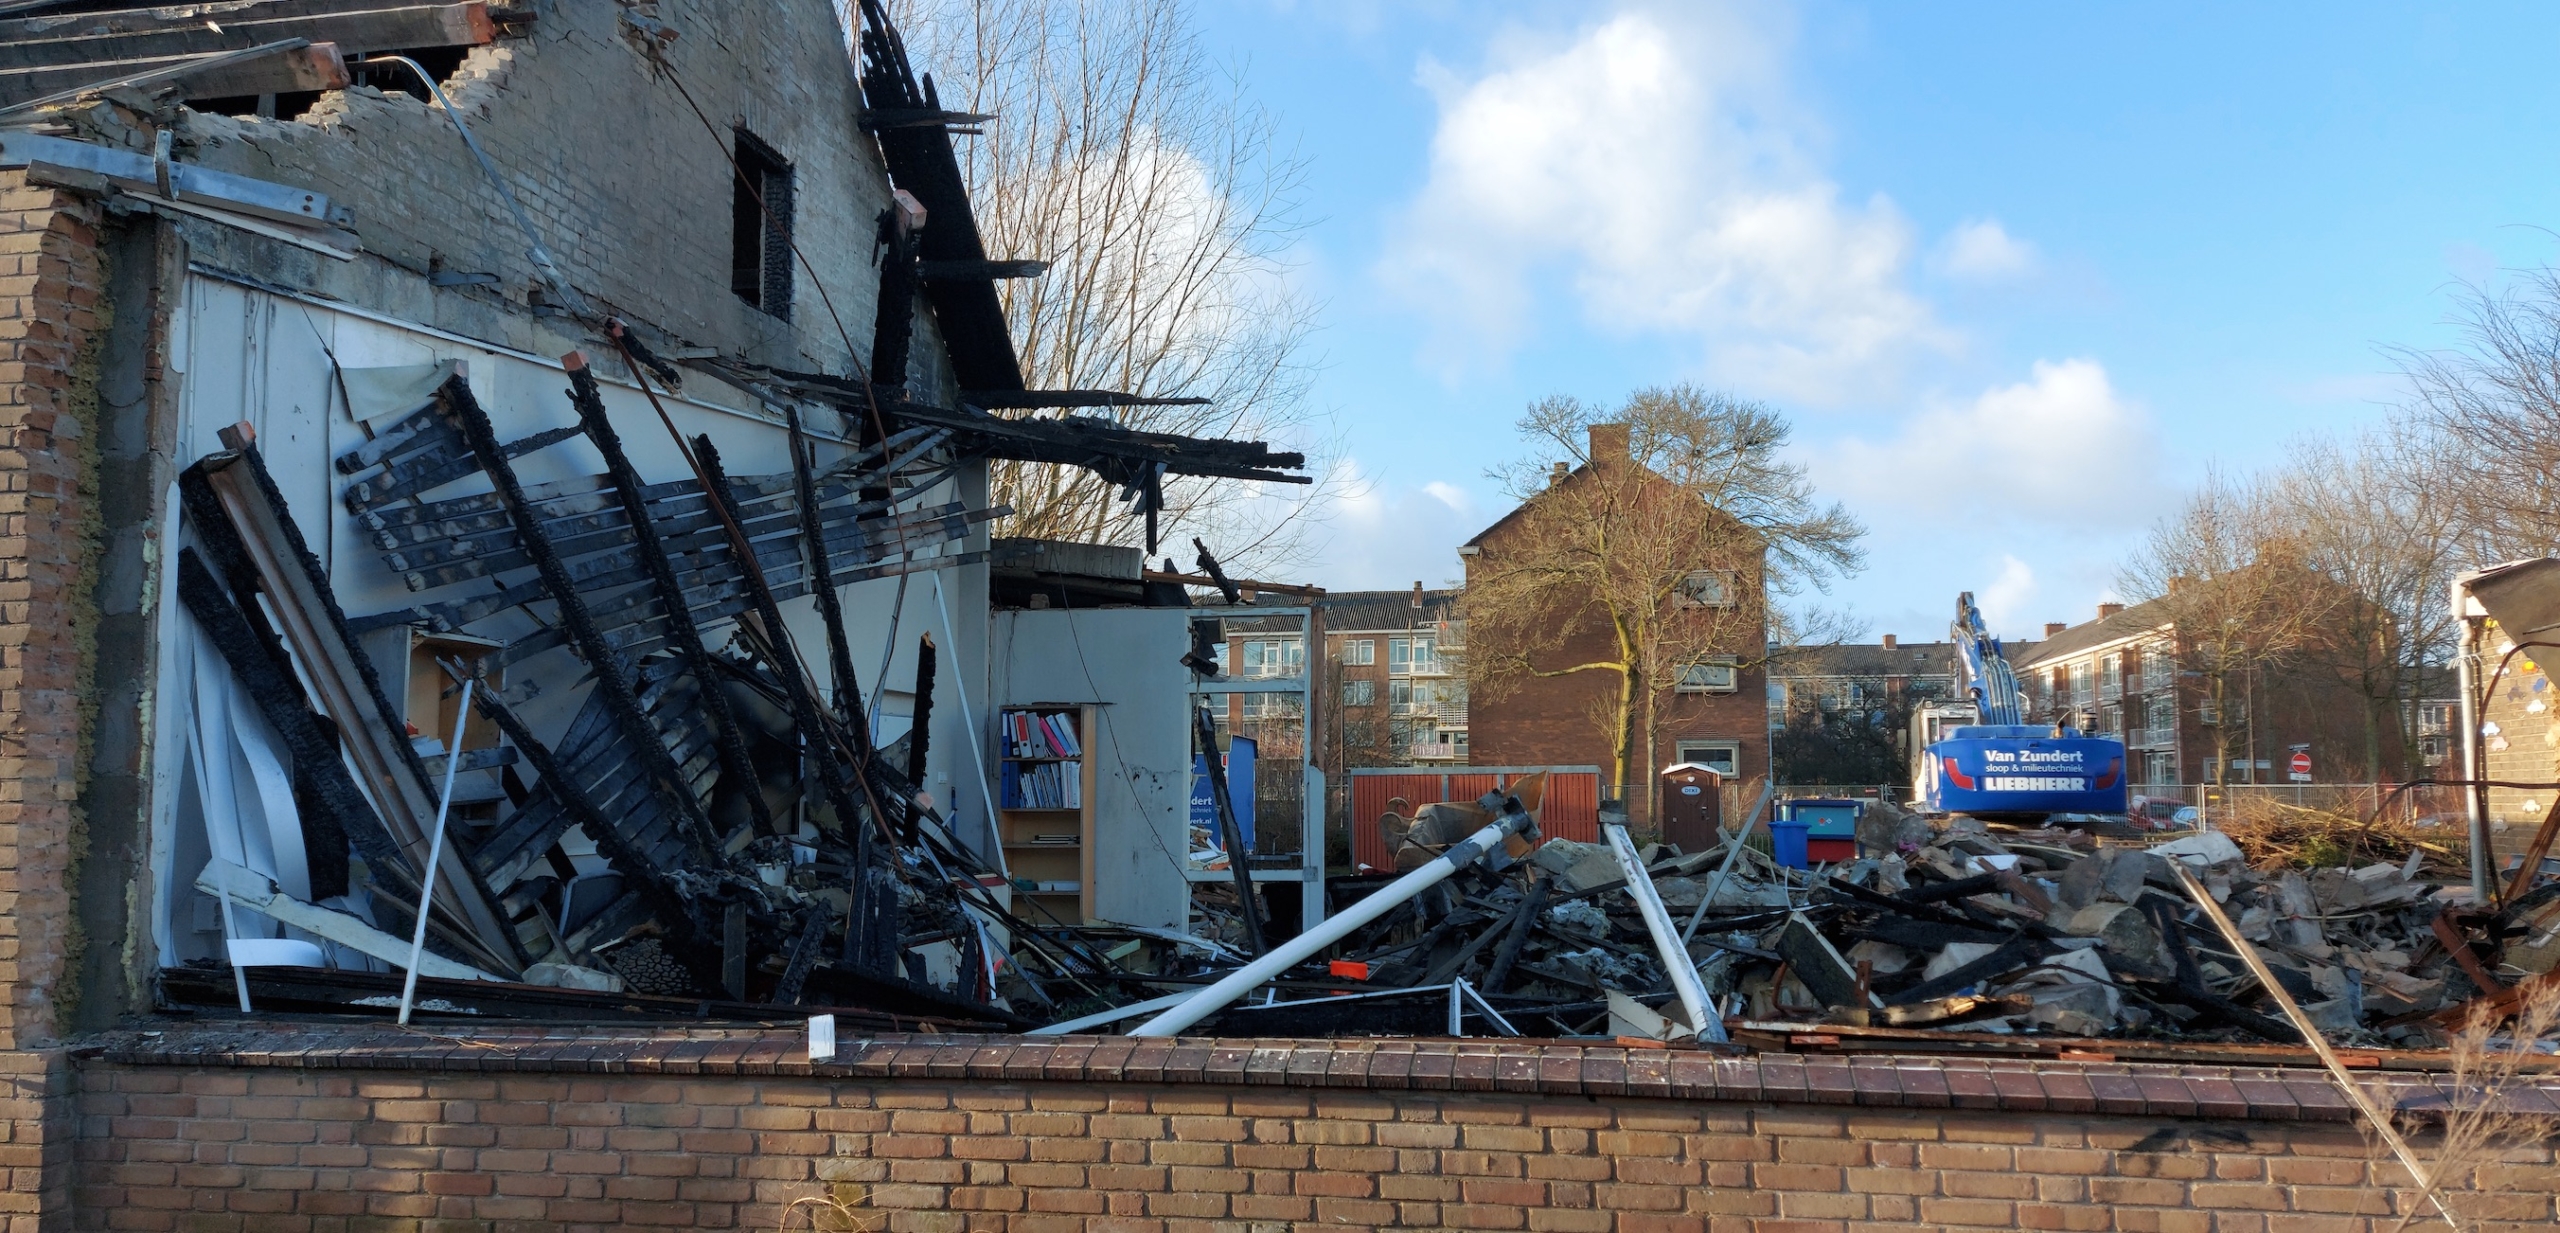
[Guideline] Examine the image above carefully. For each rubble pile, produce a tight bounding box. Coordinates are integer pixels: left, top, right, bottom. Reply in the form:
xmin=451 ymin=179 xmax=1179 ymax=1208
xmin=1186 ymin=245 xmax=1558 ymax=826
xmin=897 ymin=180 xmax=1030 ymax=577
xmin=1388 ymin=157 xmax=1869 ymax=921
xmin=1140 ymin=792 xmax=2557 ymax=1049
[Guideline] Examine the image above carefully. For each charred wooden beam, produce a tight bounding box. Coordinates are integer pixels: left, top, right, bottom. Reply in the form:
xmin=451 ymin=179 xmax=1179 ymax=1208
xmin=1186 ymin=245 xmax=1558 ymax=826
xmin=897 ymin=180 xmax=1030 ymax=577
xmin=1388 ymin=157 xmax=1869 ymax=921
xmin=918 ymin=260 xmax=1047 ymax=280
xmin=694 ymin=436 xmax=897 ymax=972
xmin=562 ymin=352 xmax=775 ymax=840
xmin=961 ymin=389 xmax=1208 ymax=409
xmin=788 ymin=402 xmax=864 ymax=724
xmin=182 ymin=439 xmax=526 ymax=973
xmin=438 ymin=375 xmax=726 ymax=856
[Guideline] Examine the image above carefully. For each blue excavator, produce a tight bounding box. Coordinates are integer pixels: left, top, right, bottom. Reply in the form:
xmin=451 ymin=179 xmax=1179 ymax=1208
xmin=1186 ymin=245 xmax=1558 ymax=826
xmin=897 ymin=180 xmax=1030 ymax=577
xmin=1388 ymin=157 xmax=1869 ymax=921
xmin=1910 ymin=592 xmax=2127 ymax=819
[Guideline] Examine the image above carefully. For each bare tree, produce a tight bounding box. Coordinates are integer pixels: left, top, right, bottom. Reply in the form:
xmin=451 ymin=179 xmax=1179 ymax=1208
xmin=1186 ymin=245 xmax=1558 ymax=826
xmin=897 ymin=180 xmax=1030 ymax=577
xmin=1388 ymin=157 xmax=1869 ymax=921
xmin=874 ymin=0 xmax=1339 ymax=572
xmin=2398 ymin=265 xmax=2560 ymax=559
xmin=1466 ymin=386 xmax=1863 ymax=816
xmin=2120 ymin=470 xmax=2345 ymax=789
xmin=2265 ymin=427 xmax=2464 ymax=779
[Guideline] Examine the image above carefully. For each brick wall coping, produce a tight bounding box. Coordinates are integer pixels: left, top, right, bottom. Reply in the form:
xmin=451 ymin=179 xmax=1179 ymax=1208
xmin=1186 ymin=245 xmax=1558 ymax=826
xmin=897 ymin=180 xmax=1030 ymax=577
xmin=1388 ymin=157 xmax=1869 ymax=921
xmin=67 ymin=1025 xmax=2560 ymax=1125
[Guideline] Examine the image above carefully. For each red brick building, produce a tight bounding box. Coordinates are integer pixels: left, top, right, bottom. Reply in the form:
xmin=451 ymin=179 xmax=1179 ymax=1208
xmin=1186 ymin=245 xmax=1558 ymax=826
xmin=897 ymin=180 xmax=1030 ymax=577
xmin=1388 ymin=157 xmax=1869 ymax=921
xmin=1459 ymin=425 xmax=1768 ymax=824
xmin=2014 ymin=597 xmax=2399 ymax=790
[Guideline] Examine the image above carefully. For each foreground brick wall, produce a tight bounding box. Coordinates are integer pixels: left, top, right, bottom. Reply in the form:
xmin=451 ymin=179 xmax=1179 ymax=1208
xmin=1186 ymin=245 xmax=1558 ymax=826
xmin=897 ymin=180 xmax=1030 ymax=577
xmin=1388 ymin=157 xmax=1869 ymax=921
xmin=62 ymin=1028 xmax=2560 ymax=1232
xmin=0 ymin=166 xmax=108 ymax=1231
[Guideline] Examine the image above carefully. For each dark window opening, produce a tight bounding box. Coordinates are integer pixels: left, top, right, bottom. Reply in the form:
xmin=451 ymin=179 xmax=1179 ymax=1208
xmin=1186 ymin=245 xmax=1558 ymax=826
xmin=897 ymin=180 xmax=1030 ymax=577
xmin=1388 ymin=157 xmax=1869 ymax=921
xmin=731 ymin=129 xmax=795 ymax=320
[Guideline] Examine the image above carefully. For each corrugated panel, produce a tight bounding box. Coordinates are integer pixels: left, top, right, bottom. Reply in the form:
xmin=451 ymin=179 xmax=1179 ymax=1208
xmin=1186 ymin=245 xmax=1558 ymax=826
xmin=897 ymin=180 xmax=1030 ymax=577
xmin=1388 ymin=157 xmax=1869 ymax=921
xmin=1347 ymin=768 xmax=1603 ymax=867
xmin=1350 ymin=773 xmax=1446 ymax=869
xmin=1538 ymin=772 xmax=1600 ymax=844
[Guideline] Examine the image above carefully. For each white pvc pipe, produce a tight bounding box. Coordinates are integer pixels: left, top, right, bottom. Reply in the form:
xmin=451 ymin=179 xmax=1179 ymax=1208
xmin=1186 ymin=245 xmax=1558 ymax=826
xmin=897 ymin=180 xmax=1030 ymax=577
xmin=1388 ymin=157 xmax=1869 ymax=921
xmin=1605 ymin=823 xmax=1721 ymax=1043
xmin=1129 ymin=809 xmax=1535 ymax=1038
xmin=398 ymin=677 xmax=474 ymax=1026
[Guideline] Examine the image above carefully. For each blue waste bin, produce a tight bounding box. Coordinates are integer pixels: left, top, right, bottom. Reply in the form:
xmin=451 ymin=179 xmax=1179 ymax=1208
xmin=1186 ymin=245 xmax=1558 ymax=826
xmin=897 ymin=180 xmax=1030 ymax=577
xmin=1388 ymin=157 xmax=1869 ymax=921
xmin=1768 ymin=818 xmax=1811 ymax=869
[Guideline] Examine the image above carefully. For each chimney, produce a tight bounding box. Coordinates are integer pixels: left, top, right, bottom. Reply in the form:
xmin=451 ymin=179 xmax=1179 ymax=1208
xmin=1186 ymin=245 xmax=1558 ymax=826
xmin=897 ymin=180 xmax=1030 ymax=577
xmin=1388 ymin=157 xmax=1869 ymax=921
xmin=1880 ymin=634 xmax=1897 ymax=650
xmin=1411 ymin=581 xmax=1424 ymax=608
xmin=1587 ymin=422 xmax=1630 ymax=463
xmin=1548 ymin=461 xmax=1569 ymax=487
xmin=2097 ymin=602 xmax=2125 ymax=619
xmin=2043 ymin=622 xmax=2068 ymax=638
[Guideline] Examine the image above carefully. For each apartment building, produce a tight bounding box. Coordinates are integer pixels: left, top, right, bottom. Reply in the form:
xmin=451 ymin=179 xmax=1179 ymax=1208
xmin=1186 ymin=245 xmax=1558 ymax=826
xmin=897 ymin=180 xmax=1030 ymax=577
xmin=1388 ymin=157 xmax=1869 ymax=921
xmin=1313 ymin=585 xmax=1468 ymax=768
xmin=2012 ymin=599 xmax=2390 ymax=787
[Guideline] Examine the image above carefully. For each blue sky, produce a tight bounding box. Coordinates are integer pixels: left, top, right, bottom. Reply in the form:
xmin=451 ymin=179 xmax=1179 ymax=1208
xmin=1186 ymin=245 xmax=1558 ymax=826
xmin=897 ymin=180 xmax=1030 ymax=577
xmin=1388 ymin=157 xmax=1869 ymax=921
xmin=1189 ymin=1 xmax=2560 ymax=641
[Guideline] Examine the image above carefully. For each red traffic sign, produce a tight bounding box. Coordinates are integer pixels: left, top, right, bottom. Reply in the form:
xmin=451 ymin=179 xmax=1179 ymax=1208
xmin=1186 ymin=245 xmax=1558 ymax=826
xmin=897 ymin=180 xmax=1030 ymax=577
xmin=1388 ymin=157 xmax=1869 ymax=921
xmin=2289 ymin=751 xmax=2312 ymax=776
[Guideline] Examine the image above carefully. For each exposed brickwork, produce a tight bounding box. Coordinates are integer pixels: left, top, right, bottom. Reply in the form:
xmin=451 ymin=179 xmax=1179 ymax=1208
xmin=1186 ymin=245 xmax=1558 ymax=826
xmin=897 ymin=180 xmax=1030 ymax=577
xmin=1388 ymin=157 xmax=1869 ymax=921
xmin=0 ymin=168 xmax=104 ymax=1052
xmin=53 ymin=1028 xmax=2560 ymax=1232
xmin=175 ymin=0 xmax=889 ymax=377
xmin=0 ymin=164 xmax=108 ymax=1231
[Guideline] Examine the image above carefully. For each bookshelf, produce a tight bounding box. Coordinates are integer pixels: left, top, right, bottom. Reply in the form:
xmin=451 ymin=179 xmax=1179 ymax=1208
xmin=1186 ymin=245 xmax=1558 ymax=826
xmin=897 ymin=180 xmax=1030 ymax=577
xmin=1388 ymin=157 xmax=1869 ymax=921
xmin=996 ymin=705 xmax=1098 ymax=923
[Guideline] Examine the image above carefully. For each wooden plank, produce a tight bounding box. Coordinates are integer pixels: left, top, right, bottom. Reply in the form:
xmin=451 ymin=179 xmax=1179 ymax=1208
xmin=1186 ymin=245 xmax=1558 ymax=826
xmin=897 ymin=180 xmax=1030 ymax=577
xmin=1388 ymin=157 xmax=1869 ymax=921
xmin=0 ymin=5 xmax=491 ymax=71
xmin=186 ymin=445 xmax=525 ymax=974
xmin=0 ymin=41 xmax=346 ymax=106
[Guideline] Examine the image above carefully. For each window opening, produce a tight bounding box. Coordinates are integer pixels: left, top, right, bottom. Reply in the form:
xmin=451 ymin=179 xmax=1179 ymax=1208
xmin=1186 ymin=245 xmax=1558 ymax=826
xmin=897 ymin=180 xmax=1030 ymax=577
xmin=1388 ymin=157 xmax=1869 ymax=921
xmin=731 ymin=128 xmax=796 ymax=319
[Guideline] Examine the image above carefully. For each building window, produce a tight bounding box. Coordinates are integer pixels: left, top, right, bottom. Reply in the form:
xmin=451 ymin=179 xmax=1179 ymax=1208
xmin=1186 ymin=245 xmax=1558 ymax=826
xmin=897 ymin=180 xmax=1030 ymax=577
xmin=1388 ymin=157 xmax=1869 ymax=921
xmin=1389 ymin=636 xmax=1438 ymax=676
xmin=2102 ymin=706 xmax=2123 ymax=737
xmin=2142 ymin=645 xmax=2172 ymax=692
xmin=1242 ymin=693 xmax=1302 ymax=719
xmin=2145 ymin=751 xmax=2177 ymax=786
xmin=1241 ymin=638 xmax=1303 ymax=679
xmin=1390 ymin=680 xmax=1414 ymax=715
xmin=2099 ymin=654 xmax=2122 ymax=694
xmin=1345 ymin=638 xmax=1375 ymax=666
xmin=731 ymin=129 xmax=795 ymax=318
xmin=1677 ymin=660 xmax=1739 ymax=693
xmin=1342 ymin=679 xmax=1375 ymax=707
xmin=1675 ymin=741 xmax=1740 ymax=776
xmin=2198 ymin=697 xmax=2220 ymax=725
xmin=2070 ymin=661 xmax=2094 ymax=703
xmin=1678 ymin=570 xmax=1735 ymax=608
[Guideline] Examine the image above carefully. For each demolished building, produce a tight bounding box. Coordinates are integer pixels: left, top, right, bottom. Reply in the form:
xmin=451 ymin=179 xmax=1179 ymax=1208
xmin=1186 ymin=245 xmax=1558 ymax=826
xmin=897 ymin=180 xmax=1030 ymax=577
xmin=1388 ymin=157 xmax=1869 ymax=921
xmin=0 ymin=2 xmax=2553 ymax=1229
xmin=0 ymin=0 xmax=1328 ymax=1043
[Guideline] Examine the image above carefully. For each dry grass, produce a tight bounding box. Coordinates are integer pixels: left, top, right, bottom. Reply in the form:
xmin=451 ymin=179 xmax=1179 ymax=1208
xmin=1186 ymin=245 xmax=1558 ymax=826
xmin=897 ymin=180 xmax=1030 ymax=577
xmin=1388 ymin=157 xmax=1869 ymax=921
xmin=2215 ymin=796 xmax=2470 ymax=876
xmin=777 ymin=1184 xmax=878 ymax=1233
xmin=2360 ymin=979 xmax=2560 ymax=1231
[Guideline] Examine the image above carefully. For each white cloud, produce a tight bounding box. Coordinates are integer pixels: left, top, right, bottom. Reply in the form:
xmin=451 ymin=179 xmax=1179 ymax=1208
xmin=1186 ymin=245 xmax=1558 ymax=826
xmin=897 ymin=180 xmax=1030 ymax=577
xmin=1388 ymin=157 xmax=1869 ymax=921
xmin=1304 ymin=460 xmax=1481 ymax=590
xmin=1826 ymin=358 xmax=2150 ymax=513
xmin=1974 ymin=555 xmax=2038 ymax=636
xmin=1934 ymin=219 xmax=2038 ymax=281
xmin=1377 ymin=6 xmax=1947 ymax=402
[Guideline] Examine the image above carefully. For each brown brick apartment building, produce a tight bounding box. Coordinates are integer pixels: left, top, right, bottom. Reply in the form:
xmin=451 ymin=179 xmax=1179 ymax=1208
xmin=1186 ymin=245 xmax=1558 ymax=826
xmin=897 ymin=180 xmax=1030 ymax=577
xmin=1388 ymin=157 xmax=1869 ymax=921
xmin=1459 ymin=425 xmax=1769 ymax=824
xmin=2014 ymin=598 xmax=2395 ymax=791
xmin=1313 ymin=585 xmax=1466 ymax=770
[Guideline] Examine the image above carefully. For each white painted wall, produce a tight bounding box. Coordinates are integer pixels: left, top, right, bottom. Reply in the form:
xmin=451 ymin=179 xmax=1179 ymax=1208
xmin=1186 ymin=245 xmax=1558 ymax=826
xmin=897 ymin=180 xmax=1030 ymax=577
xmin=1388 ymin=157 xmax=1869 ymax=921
xmin=993 ymin=607 xmax=1194 ymax=930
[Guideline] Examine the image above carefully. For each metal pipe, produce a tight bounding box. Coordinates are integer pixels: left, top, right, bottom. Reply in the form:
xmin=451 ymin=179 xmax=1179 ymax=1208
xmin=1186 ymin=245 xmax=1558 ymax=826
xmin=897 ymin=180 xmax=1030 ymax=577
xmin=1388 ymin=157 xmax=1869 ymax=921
xmin=1129 ymin=806 xmax=1537 ymax=1037
xmin=1688 ymin=783 xmax=1773 ymax=947
xmin=2456 ymin=584 xmax=2491 ymax=903
xmin=398 ymin=677 xmax=474 ymax=1027
xmin=360 ymin=55 xmax=591 ymax=319
xmin=2171 ymin=864 xmax=2464 ymax=1231
xmin=1605 ymin=823 xmax=1722 ymax=1043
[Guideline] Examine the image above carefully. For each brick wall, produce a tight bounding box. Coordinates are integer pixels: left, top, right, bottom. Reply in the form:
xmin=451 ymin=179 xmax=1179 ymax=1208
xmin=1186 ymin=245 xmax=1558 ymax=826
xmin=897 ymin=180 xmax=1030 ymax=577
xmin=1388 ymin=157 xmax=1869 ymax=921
xmin=0 ymin=165 xmax=108 ymax=1228
xmin=59 ymin=1027 xmax=2560 ymax=1232
xmin=173 ymin=0 xmax=889 ymax=376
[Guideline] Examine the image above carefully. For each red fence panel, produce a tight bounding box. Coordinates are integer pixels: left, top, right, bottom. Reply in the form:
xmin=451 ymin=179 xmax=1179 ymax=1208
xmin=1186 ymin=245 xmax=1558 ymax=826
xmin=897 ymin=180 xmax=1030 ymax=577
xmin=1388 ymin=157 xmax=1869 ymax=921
xmin=1348 ymin=767 xmax=1603 ymax=869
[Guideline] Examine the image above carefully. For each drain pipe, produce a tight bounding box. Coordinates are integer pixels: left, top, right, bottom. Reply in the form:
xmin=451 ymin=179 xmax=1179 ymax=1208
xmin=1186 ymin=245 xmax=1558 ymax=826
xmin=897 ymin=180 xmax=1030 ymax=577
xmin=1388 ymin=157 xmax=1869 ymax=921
xmin=1129 ymin=799 xmax=1540 ymax=1038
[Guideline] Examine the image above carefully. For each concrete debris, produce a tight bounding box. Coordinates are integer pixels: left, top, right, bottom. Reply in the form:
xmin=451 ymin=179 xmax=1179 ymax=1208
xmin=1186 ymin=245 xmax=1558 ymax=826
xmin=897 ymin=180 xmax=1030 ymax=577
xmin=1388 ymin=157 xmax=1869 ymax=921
xmin=1059 ymin=796 xmax=2560 ymax=1051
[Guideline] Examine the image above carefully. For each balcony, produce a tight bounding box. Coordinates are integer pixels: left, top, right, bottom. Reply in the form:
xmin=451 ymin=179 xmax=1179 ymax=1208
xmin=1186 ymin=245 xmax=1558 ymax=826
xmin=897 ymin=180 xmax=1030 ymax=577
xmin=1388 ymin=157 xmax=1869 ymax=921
xmin=2128 ymin=727 xmax=2177 ymax=750
xmin=1408 ymin=740 xmax=1464 ymax=762
xmin=2099 ymin=681 xmax=2122 ymax=702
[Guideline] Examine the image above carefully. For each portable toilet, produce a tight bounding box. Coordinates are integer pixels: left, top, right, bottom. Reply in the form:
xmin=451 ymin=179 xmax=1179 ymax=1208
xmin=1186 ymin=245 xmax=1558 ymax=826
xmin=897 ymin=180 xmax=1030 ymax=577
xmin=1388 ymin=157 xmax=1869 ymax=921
xmin=1783 ymin=798 xmax=1862 ymax=864
xmin=1657 ymin=763 xmax=1723 ymax=852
